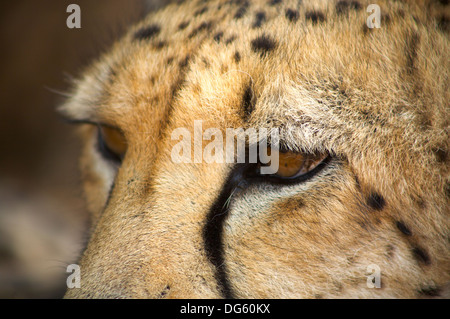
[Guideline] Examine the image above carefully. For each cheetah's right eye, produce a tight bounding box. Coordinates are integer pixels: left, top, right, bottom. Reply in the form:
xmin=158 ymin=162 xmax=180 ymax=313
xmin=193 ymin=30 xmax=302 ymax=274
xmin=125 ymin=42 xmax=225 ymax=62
xmin=97 ymin=125 xmax=127 ymax=163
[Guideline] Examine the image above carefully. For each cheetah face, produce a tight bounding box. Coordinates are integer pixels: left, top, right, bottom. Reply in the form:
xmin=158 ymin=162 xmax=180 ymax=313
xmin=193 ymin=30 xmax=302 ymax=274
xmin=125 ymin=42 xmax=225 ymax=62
xmin=61 ymin=0 xmax=449 ymax=298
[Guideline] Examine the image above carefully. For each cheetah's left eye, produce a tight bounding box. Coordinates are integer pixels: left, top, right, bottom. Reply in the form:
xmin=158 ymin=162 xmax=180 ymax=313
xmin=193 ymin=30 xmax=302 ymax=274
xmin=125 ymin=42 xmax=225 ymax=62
xmin=97 ymin=125 xmax=127 ymax=163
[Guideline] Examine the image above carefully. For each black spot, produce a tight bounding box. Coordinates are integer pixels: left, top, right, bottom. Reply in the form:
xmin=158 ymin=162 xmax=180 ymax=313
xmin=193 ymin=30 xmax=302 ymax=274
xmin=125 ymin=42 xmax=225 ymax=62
xmin=233 ymin=51 xmax=241 ymax=63
xmin=166 ymin=56 xmax=174 ymax=65
xmin=396 ymin=221 xmax=412 ymax=236
xmin=252 ymin=11 xmax=266 ymax=28
xmin=194 ymin=6 xmax=208 ymax=16
xmin=437 ymin=14 xmax=449 ymax=32
xmin=336 ymin=0 xmax=347 ymax=14
xmin=178 ymin=21 xmax=190 ymax=30
xmin=213 ymin=31 xmax=224 ymax=42
xmin=242 ymin=84 xmax=255 ymax=120
xmin=362 ymin=22 xmax=370 ymax=34
xmin=188 ymin=21 xmax=213 ymax=38
xmin=297 ymin=199 xmax=305 ymax=208
xmin=158 ymin=285 xmax=171 ymax=299
xmin=336 ymin=0 xmax=362 ymax=15
xmin=250 ymin=34 xmax=277 ymax=56
xmin=418 ymin=286 xmax=441 ymax=297
xmin=179 ymin=54 xmax=190 ymax=69
xmin=201 ymin=57 xmax=210 ymax=68
xmin=411 ymin=195 xmax=426 ymax=209
xmin=225 ymin=35 xmax=236 ymax=44
xmin=269 ymin=0 xmax=282 ymax=5
xmin=153 ymin=40 xmax=166 ymax=50
xmin=350 ymin=1 xmax=362 ymax=10
xmin=234 ymin=1 xmax=249 ymax=19
xmin=382 ymin=13 xmax=392 ymax=25
xmin=285 ymin=8 xmax=299 ymax=23
xmin=437 ymin=0 xmax=449 ymax=5
xmin=171 ymin=77 xmax=186 ymax=99
xmin=432 ymin=147 xmax=448 ymax=163
xmin=412 ymin=246 xmax=431 ymax=265
xmin=133 ymin=24 xmax=161 ymax=41
xmin=367 ymin=192 xmax=386 ymax=211
xmin=305 ymin=11 xmax=326 ymax=23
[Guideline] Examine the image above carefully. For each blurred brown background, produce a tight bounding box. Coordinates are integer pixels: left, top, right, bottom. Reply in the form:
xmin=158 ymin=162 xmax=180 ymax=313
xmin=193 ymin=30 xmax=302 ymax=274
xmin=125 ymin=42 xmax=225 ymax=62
xmin=0 ymin=0 xmax=168 ymax=298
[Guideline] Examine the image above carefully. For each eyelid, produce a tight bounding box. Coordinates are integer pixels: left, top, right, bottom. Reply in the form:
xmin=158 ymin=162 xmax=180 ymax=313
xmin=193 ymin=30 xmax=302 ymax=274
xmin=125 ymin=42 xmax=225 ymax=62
xmin=60 ymin=116 xmax=120 ymax=131
xmin=250 ymin=147 xmax=330 ymax=184
xmin=97 ymin=125 xmax=127 ymax=163
xmin=261 ymin=155 xmax=330 ymax=185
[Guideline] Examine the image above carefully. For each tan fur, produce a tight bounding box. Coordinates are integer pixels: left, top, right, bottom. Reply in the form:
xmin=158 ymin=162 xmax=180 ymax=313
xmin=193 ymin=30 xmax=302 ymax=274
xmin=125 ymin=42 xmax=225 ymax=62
xmin=61 ymin=0 xmax=449 ymax=298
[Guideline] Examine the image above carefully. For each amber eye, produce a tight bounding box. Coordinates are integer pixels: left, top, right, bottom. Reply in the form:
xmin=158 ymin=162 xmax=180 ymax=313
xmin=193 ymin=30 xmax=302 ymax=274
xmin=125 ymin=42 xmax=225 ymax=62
xmin=97 ymin=126 xmax=127 ymax=162
xmin=263 ymin=148 xmax=328 ymax=179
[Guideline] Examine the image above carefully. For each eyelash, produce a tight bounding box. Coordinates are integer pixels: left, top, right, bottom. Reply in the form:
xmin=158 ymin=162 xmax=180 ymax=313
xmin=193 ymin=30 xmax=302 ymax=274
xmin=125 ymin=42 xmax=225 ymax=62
xmin=246 ymin=154 xmax=331 ymax=185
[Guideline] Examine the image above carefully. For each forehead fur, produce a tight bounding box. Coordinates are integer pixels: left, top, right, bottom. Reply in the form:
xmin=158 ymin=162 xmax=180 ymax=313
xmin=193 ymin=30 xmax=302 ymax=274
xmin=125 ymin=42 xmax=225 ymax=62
xmin=62 ymin=0 xmax=449 ymax=196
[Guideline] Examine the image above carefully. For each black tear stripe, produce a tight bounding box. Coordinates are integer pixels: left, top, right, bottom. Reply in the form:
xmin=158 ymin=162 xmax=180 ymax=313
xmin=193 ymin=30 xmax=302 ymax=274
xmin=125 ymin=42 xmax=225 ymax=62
xmin=242 ymin=84 xmax=255 ymax=120
xmin=202 ymin=155 xmax=333 ymax=297
xmin=203 ymin=164 xmax=251 ymax=299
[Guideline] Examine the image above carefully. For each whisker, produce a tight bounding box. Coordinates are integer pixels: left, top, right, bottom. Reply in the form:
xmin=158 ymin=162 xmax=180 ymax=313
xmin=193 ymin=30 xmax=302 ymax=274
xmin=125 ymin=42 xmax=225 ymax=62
xmin=44 ymin=86 xmax=74 ymax=98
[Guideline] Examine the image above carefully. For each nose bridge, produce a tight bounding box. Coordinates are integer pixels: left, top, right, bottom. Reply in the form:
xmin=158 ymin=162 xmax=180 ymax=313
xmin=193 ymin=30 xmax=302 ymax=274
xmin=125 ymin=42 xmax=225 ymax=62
xmin=65 ymin=166 xmax=222 ymax=299
xmin=139 ymin=161 xmax=228 ymax=298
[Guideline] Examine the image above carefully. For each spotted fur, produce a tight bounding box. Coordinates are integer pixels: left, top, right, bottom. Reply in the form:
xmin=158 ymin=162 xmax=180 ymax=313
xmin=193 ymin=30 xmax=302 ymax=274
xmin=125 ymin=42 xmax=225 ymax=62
xmin=61 ymin=0 xmax=450 ymax=298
